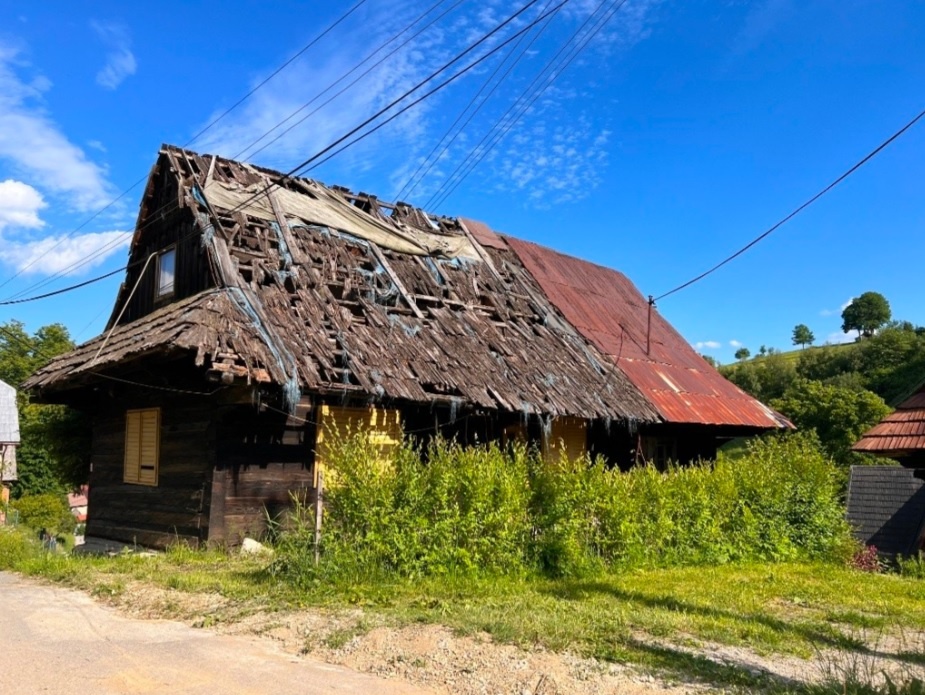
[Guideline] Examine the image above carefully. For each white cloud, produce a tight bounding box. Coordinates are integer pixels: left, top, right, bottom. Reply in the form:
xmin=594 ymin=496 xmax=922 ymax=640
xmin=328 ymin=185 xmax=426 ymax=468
xmin=694 ymin=340 xmax=721 ymax=350
xmin=0 ymin=179 xmax=45 ymax=231
xmin=91 ymin=22 xmax=137 ymax=90
xmin=729 ymin=339 xmax=743 ymax=348
xmin=820 ymin=297 xmax=855 ymax=317
xmin=0 ymin=230 xmax=130 ymax=275
xmin=825 ymin=331 xmax=855 ymax=346
xmin=198 ymin=0 xmax=661 ymax=210
xmin=0 ymin=42 xmax=114 ymax=211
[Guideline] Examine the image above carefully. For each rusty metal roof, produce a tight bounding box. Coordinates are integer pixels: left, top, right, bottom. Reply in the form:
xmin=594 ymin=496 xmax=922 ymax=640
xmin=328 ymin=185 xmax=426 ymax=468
xmin=853 ymin=386 xmax=925 ymax=455
xmin=505 ymin=235 xmax=789 ymax=429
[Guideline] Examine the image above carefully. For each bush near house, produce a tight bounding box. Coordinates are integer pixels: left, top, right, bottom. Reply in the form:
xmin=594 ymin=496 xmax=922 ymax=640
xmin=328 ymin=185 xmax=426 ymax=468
xmin=273 ymin=432 xmax=850 ymax=583
xmin=10 ymin=493 xmax=75 ymax=535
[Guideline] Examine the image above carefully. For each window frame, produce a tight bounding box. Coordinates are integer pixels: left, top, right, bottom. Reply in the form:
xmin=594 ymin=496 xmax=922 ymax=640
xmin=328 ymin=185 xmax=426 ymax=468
xmin=155 ymin=246 xmax=177 ymax=300
xmin=124 ymin=408 xmax=161 ymax=486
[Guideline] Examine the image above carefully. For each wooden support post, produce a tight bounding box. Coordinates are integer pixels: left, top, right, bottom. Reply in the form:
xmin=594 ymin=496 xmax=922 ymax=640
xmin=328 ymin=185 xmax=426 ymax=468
xmin=314 ymin=470 xmax=324 ymax=566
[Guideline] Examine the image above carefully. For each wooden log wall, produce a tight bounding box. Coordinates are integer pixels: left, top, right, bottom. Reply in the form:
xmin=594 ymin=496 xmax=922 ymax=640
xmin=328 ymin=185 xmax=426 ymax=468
xmin=210 ymin=400 xmax=315 ymax=545
xmin=109 ymin=163 xmax=215 ymax=329
xmin=86 ymin=389 xmax=215 ymax=549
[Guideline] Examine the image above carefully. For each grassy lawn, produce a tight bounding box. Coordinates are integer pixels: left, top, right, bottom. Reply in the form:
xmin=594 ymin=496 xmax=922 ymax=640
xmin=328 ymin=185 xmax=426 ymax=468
xmin=4 ymin=527 xmax=924 ymax=692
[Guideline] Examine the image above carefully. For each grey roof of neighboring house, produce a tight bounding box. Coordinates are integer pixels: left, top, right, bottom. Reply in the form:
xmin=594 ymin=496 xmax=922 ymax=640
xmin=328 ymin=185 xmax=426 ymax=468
xmin=846 ymin=466 xmax=925 ymax=557
xmin=0 ymin=380 xmax=19 ymax=444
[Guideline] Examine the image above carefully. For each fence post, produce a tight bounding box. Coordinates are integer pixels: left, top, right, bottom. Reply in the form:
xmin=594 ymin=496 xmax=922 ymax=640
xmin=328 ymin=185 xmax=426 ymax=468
xmin=314 ymin=470 xmax=324 ymax=566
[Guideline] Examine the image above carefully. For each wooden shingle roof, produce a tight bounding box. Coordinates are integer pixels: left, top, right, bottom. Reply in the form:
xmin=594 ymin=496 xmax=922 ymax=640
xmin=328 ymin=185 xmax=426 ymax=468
xmin=846 ymin=466 xmax=925 ymax=557
xmin=853 ymin=386 xmax=925 ymax=457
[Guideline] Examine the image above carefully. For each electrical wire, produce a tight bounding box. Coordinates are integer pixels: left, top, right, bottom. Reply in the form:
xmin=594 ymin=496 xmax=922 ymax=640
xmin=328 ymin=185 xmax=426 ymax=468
xmin=0 ymin=1 xmax=369 ymax=297
xmin=394 ymin=0 xmax=560 ymax=203
xmin=0 ymin=0 xmax=506 ymax=306
xmin=302 ymin=0 xmax=571 ymax=176
xmin=654 ymin=105 xmax=925 ymax=302
xmin=0 ymin=0 xmax=548 ymax=306
xmin=235 ymin=0 xmax=462 ymax=163
xmin=427 ymin=0 xmax=626 ymax=210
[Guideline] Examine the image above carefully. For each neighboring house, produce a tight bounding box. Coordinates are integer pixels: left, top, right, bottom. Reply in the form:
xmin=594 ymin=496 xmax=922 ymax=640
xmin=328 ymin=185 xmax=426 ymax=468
xmin=848 ymin=383 xmax=925 ymax=556
xmin=68 ymin=485 xmax=89 ymax=524
xmin=24 ymin=145 xmax=787 ymax=548
xmin=0 ymin=379 xmax=19 ymax=506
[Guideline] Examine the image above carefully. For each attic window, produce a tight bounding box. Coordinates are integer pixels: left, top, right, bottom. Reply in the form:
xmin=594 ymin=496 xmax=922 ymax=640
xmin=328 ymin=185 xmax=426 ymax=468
xmin=156 ymin=247 xmax=176 ymax=298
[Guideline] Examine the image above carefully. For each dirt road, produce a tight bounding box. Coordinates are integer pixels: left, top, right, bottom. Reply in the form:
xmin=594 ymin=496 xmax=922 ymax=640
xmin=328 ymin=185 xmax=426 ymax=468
xmin=0 ymin=572 xmax=432 ymax=695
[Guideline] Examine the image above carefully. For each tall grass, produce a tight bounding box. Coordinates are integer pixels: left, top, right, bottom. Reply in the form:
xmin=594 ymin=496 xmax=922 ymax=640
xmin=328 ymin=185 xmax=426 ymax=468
xmin=272 ymin=432 xmax=850 ymax=584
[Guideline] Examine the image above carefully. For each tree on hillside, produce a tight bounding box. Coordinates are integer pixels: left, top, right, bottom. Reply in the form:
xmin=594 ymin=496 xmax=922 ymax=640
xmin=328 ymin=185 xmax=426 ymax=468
xmin=700 ymin=354 xmax=719 ymax=368
xmin=734 ymin=347 xmax=751 ymax=361
xmin=721 ymin=352 xmax=797 ymax=403
xmin=0 ymin=321 xmax=90 ymax=496
xmin=842 ymin=292 xmax=891 ymax=339
xmin=771 ymin=380 xmax=891 ymax=465
xmin=792 ymin=324 xmax=815 ymax=350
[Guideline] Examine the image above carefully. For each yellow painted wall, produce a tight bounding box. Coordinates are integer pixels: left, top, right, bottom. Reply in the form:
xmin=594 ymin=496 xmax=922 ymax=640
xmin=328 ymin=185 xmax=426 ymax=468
xmin=544 ymin=416 xmax=587 ymax=463
xmin=314 ymin=405 xmax=402 ymax=486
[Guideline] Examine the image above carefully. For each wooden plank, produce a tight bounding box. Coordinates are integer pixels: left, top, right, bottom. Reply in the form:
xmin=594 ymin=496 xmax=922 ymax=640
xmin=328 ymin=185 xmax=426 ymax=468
xmin=266 ymin=188 xmax=307 ymax=265
xmin=365 ymin=241 xmax=425 ymax=319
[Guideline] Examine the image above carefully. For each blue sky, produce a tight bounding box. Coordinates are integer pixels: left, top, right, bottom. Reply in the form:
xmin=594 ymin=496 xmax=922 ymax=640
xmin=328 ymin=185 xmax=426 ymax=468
xmin=0 ymin=0 xmax=922 ymax=362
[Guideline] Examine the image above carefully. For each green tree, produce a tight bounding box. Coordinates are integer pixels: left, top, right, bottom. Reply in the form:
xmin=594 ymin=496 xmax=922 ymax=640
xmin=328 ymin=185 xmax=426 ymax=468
xmin=842 ymin=292 xmax=891 ymax=339
xmin=771 ymin=380 xmax=891 ymax=465
xmin=791 ymin=324 xmax=815 ymax=349
xmin=0 ymin=321 xmax=90 ymax=496
xmin=700 ymin=354 xmax=719 ymax=368
xmin=734 ymin=347 xmax=751 ymax=361
xmin=721 ymin=352 xmax=797 ymax=403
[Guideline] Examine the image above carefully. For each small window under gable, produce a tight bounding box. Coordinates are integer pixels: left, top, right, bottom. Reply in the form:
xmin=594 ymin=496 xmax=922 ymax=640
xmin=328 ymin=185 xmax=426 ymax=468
xmin=156 ymin=247 xmax=176 ymax=298
xmin=124 ymin=408 xmax=160 ymax=486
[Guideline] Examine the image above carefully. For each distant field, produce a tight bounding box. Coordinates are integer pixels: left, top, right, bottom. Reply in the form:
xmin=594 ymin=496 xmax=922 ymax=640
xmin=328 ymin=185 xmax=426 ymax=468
xmin=736 ymin=341 xmax=856 ymax=366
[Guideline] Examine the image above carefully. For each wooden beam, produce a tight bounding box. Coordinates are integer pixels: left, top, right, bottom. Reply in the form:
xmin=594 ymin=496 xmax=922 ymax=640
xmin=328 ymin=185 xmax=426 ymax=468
xmin=366 ymin=241 xmax=425 ymax=320
xmin=266 ymin=188 xmax=308 ymax=266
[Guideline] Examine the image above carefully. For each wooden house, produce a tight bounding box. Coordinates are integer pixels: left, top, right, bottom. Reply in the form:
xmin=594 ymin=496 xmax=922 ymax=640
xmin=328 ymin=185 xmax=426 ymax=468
xmin=0 ymin=379 xmax=18 ymax=505
xmin=24 ymin=146 xmax=787 ymax=548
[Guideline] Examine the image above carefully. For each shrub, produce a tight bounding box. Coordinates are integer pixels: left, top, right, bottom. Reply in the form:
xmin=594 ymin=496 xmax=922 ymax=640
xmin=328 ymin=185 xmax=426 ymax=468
xmin=10 ymin=493 xmax=75 ymax=534
xmin=273 ymin=431 xmax=850 ymax=581
xmin=849 ymin=545 xmax=883 ymax=573
xmin=897 ymin=552 xmax=925 ymax=579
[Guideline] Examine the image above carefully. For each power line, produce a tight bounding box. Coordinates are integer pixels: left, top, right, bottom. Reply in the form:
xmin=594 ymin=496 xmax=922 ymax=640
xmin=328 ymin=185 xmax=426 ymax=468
xmin=654 ymin=105 xmax=925 ymax=302
xmin=426 ymin=0 xmax=625 ymax=210
xmin=0 ymin=0 xmax=554 ymax=308
xmin=0 ymin=0 xmax=469 ymax=302
xmin=0 ymin=267 xmax=126 ymax=306
xmin=0 ymin=1 xmax=369 ymax=295
xmin=303 ymin=1 xmax=571 ymax=176
xmin=394 ymin=0 xmax=559 ymax=203
xmin=206 ymin=0 xmax=549 ymax=223
xmin=235 ymin=0 xmax=461 ymax=163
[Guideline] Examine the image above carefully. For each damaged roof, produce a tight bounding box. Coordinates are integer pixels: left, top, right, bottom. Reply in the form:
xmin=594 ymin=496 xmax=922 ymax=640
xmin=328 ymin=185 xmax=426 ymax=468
xmin=853 ymin=385 xmax=925 ymax=457
xmin=26 ymin=145 xmax=783 ymax=430
xmin=26 ymin=146 xmax=658 ymax=423
xmin=503 ymin=236 xmax=790 ymax=429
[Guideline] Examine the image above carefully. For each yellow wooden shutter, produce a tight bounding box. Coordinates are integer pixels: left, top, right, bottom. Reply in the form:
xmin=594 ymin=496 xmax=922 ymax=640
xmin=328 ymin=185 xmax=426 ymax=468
xmin=124 ymin=408 xmax=159 ymax=485
xmin=546 ymin=416 xmax=587 ymax=463
xmin=138 ymin=409 xmax=160 ymax=485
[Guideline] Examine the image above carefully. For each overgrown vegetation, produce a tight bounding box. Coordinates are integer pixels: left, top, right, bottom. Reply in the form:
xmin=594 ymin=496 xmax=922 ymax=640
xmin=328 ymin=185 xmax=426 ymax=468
xmin=0 ymin=320 xmax=91 ymax=497
xmin=272 ymin=432 xmax=850 ymax=583
xmin=720 ymin=319 xmax=925 ymax=466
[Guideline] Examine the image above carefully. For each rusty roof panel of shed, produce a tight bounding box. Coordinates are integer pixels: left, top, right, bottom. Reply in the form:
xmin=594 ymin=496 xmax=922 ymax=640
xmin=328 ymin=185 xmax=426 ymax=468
xmin=504 ymin=235 xmax=789 ymax=429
